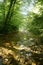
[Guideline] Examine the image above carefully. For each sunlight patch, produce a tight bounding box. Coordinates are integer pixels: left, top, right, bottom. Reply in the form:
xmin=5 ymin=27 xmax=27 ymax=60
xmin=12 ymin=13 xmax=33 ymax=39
xmin=32 ymin=7 xmax=40 ymax=14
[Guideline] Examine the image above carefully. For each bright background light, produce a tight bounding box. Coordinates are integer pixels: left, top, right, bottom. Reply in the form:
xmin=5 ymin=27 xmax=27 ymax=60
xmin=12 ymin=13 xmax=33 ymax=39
xmin=20 ymin=0 xmax=35 ymax=16
xmin=0 ymin=0 xmax=3 ymax=2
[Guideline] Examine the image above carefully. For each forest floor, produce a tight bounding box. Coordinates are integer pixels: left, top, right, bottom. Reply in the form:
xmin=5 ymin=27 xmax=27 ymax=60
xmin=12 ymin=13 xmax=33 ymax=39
xmin=0 ymin=42 xmax=43 ymax=65
xmin=0 ymin=34 xmax=43 ymax=65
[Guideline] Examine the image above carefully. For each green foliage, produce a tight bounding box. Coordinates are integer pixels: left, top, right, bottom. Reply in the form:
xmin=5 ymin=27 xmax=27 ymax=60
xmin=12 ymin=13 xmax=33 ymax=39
xmin=0 ymin=0 xmax=24 ymax=34
xmin=27 ymin=0 xmax=43 ymax=44
xmin=0 ymin=0 xmax=43 ymax=40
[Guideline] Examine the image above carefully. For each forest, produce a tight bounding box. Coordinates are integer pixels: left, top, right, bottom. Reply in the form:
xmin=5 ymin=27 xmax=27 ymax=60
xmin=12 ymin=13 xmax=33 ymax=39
xmin=0 ymin=0 xmax=43 ymax=65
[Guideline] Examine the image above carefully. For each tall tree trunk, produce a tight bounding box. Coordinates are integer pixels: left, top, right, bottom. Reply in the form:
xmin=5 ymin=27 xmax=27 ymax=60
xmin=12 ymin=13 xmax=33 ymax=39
xmin=3 ymin=0 xmax=16 ymax=34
